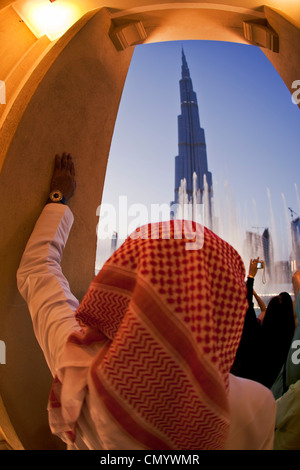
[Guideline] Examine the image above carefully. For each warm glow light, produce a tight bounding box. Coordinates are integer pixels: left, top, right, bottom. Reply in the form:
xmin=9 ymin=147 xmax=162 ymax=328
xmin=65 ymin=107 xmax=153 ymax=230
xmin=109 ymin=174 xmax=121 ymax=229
xmin=13 ymin=0 xmax=83 ymax=41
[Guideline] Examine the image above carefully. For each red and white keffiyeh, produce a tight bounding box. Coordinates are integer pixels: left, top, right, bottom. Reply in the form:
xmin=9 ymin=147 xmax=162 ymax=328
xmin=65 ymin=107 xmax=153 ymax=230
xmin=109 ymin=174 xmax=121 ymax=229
xmin=48 ymin=220 xmax=247 ymax=450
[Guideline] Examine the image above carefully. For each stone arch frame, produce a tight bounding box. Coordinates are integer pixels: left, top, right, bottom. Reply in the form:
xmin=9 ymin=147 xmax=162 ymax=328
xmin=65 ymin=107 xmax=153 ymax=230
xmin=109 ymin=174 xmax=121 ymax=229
xmin=0 ymin=3 xmax=299 ymax=449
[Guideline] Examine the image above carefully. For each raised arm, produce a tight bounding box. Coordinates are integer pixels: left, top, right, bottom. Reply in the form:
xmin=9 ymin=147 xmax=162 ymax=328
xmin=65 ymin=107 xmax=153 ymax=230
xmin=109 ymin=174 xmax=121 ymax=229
xmin=17 ymin=154 xmax=80 ymax=376
xmin=242 ymin=258 xmax=262 ymax=333
xmin=246 ymin=258 xmax=260 ymax=305
xmin=253 ymin=289 xmax=267 ymax=322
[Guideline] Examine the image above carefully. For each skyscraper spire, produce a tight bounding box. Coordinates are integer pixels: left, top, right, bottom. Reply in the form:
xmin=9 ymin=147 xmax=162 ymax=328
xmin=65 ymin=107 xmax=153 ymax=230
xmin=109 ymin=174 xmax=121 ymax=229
xmin=173 ymin=49 xmax=214 ymax=229
xmin=181 ymin=48 xmax=190 ymax=79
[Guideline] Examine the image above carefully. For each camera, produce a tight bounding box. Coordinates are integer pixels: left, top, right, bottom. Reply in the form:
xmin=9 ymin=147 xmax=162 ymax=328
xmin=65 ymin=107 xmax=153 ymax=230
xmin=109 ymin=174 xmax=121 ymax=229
xmin=257 ymin=261 xmax=264 ymax=269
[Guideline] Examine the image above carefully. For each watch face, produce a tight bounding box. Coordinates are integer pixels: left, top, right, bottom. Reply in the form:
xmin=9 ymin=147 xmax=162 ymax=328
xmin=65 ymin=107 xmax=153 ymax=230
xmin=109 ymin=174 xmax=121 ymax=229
xmin=50 ymin=190 xmax=63 ymax=202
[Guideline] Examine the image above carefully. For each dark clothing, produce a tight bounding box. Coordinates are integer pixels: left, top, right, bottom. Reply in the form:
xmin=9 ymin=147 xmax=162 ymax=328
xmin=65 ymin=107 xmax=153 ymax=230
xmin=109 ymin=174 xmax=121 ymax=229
xmin=231 ymin=278 xmax=261 ymax=382
xmin=231 ymin=278 xmax=294 ymax=389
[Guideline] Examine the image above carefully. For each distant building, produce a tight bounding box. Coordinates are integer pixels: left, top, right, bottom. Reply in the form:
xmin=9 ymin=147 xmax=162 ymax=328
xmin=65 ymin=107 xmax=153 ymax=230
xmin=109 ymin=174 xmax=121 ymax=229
xmin=243 ymin=228 xmax=274 ymax=281
xmin=274 ymin=261 xmax=291 ymax=284
xmin=171 ymin=49 xmax=213 ymax=229
xmin=291 ymin=217 xmax=300 ymax=271
xmin=244 ymin=230 xmax=264 ymax=260
xmin=111 ymin=231 xmax=118 ymax=254
xmin=261 ymin=228 xmax=273 ymax=275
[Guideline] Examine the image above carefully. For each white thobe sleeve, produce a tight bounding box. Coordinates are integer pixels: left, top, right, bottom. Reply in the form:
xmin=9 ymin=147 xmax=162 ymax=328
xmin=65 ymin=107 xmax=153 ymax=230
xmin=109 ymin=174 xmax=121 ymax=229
xmin=17 ymin=203 xmax=81 ymax=377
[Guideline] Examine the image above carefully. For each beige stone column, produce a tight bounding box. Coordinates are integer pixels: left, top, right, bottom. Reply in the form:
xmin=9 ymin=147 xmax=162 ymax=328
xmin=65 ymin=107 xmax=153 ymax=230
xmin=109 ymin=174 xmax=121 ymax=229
xmin=262 ymin=6 xmax=300 ymax=109
xmin=0 ymin=8 xmax=133 ymax=449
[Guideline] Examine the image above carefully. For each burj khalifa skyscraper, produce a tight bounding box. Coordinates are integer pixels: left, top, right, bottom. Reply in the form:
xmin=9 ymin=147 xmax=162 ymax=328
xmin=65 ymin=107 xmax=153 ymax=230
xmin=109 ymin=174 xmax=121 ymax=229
xmin=172 ymin=49 xmax=213 ymax=230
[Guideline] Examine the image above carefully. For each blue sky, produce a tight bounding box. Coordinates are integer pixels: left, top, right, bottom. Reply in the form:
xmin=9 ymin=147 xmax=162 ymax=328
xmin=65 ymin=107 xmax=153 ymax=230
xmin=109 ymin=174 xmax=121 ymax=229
xmin=96 ymin=39 xmax=300 ymax=271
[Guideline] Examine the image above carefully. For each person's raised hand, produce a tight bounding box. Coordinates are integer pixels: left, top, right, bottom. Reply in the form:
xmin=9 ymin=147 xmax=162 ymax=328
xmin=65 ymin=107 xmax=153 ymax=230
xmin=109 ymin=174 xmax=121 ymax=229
xmin=248 ymin=257 xmax=260 ymax=278
xmin=50 ymin=153 xmax=77 ymax=202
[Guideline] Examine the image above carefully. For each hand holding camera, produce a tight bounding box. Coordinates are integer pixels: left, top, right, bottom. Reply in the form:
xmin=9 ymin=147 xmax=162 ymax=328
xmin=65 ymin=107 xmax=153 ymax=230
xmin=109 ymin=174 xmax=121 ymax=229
xmin=248 ymin=257 xmax=264 ymax=278
xmin=257 ymin=261 xmax=265 ymax=269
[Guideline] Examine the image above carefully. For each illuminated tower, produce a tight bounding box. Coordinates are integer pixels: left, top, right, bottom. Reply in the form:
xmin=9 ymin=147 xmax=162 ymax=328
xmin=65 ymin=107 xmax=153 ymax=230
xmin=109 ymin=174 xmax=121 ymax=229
xmin=173 ymin=49 xmax=213 ymax=229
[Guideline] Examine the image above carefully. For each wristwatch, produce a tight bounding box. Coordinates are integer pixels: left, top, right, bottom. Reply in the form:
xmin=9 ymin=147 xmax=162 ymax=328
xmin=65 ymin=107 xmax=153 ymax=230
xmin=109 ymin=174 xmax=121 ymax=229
xmin=49 ymin=190 xmax=67 ymax=205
